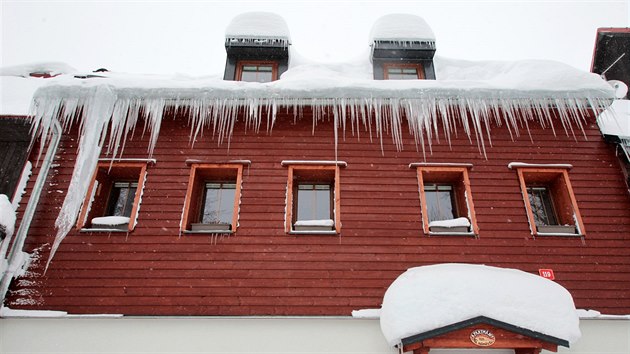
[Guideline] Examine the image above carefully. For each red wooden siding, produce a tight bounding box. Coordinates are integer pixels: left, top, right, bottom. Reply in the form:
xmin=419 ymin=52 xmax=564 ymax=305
xmin=5 ymin=107 xmax=630 ymax=316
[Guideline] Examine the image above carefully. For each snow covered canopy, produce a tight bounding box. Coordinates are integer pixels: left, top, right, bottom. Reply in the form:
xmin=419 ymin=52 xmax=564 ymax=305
xmin=369 ymin=13 xmax=436 ymax=44
xmin=225 ymin=12 xmax=291 ymax=47
xmin=379 ymin=264 xmax=581 ymax=348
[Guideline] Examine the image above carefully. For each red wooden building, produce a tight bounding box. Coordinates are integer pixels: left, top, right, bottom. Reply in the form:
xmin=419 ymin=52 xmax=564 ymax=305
xmin=1 ymin=13 xmax=629 ymax=354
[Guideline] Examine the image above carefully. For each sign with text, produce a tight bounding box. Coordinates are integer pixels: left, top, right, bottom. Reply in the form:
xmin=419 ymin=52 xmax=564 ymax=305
xmin=539 ymin=269 xmax=555 ymax=280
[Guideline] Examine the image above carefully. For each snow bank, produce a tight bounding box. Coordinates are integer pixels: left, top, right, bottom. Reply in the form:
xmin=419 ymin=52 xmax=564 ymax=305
xmin=0 ymin=306 xmax=67 ymax=318
xmin=352 ymin=308 xmax=381 ymax=319
xmin=225 ymin=12 xmax=290 ymax=44
xmin=0 ymin=194 xmax=16 ymax=239
xmin=428 ymin=217 xmax=470 ymax=228
xmin=91 ymin=216 xmax=130 ymax=226
xmin=380 ymin=264 xmax=580 ymax=347
xmin=370 ymin=14 xmax=435 ymax=43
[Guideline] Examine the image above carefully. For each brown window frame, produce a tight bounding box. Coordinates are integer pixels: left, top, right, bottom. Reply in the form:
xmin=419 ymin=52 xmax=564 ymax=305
xmin=181 ymin=163 xmax=244 ymax=233
xmin=77 ymin=162 xmax=148 ymax=232
xmin=235 ymin=60 xmax=279 ymax=82
xmin=383 ymin=63 xmax=425 ymax=80
xmin=515 ymin=167 xmax=585 ymax=236
xmin=284 ymin=164 xmax=342 ymax=234
xmin=415 ymin=165 xmax=479 ymax=235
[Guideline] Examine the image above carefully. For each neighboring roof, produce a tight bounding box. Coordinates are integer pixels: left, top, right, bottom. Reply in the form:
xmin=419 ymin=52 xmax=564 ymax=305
xmin=591 ymin=28 xmax=629 ymax=99
xmin=379 ymin=264 xmax=580 ymax=347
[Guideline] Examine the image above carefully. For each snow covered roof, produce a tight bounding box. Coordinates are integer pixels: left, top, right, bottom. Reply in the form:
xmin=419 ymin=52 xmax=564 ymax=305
xmin=369 ymin=14 xmax=435 ymax=43
xmin=379 ymin=264 xmax=581 ymax=347
xmin=29 ymin=56 xmax=613 ymax=100
xmin=225 ymin=12 xmax=291 ymax=43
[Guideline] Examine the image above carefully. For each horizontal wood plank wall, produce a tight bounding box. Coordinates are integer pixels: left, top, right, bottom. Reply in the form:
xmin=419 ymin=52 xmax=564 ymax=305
xmin=6 ymin=108 xmax=630 ymax=316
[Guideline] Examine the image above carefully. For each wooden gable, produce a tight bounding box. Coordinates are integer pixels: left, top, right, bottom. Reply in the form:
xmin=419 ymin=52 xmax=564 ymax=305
xmin=401 ymin=316 xmax=569 ymax=354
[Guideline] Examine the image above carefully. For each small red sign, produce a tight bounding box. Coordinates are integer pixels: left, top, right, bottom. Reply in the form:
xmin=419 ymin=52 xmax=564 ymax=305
xmin=539 ymin=269 xmax=555 ymax=280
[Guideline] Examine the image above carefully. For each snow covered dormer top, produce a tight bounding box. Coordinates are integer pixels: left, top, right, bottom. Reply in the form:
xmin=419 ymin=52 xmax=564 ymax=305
xmin=224 ymin=12 xmax=291 ymax=82
xmin=370 ymin=14 xmax=436 ymax=80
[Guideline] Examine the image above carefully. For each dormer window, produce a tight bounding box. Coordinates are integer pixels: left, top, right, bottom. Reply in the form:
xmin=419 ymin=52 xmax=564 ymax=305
xmin=224 ymin=12 xmax=291 ymax=82
xmin=370 ymin=14 xmax=436 ymax=80
xmin=384 ymin=63 xmax=425 ymax=80
xmin=236 ymin=61 xmax=278 ymax=82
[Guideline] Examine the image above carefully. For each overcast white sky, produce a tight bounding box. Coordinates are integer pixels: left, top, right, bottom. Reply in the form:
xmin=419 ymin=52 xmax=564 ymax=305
xmin=1 ymin=0 xmax=628 ymax=76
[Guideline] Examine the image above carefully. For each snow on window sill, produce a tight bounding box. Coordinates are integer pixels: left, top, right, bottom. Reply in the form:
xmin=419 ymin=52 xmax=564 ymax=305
xmin=535 ymin=232 xmax=584 ymax=237
xmin=428 ymin=231 xmax=476 ymax=237
xmin=289 ymin=230 xmax=338 ymax=235
xmin=508 ymin=162 xmax=573 ymax=170
xmin=80 ymin=228 xmax=129 ymax=233
xmin=183 ymin=230 xmax=233 ymax=235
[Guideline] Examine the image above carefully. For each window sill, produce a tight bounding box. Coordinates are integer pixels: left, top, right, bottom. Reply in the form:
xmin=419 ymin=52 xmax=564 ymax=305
xmin=80 ymin=228 xmax=130 ymax=233
xmin=289 ymin=230 xmax=338 ymax=235
xmin=183 ymin=230 xmax=233 ymax=235
xmin=428 ymin=232 xmax=476 ymax=237
xmin=535 ymin=233 xmax=584 ymax=237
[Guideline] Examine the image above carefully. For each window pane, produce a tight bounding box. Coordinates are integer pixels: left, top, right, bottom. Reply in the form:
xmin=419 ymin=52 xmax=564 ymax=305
xmin=297 ymin=184 xmax=331 ymax=221
xmin=387 ymin=67 xmax=419 ymax=80
xmin=240 ymin=65 xmax=274 ymax=83
xmin=201 ymin=182 xmax=236 ymax=224
xmin=527 ymin=186 xmax=558 ymax=226
xmin=108 ymin=182 xmax=138 ymax=217
xmin=424 ymin=184 xmax=456 ymax=222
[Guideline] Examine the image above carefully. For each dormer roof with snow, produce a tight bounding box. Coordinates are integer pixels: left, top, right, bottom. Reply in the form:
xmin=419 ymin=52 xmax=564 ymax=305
xmin=369 ymin=14 xmax=437 ymax=80
xmin=380 ymin=264 xmax=580 ymax=349
xmin=223 ymin=12 xmax=291 ymax=81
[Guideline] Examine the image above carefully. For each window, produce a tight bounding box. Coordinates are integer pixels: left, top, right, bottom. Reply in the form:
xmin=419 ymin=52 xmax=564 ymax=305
xmin=383 ymin=63 xmax=425 ymax=80
xmin=181 ymin=163 xmax=244 ymax=233
xmin=514 ymin=165 xmax=585 ymax=236
xmin=77 ymin=162 xmax=149 ymax=231
xmin=106 ymin=181 xmax=138 ymax=218
xmin=413 ymin=164 xmax=478 ymax=235
xmin=283 ymin=161 xmax=344 ymax=234
xmin=236 ymin=61 xmax=278 ymax=82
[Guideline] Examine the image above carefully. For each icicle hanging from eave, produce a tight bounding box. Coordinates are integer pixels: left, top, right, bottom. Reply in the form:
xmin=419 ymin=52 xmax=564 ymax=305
xmin=29 ymin=90 xmax=613 ymax=269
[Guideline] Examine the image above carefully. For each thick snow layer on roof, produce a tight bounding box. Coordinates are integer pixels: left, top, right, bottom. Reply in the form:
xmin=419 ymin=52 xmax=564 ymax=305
xmin=225 ymin=12 xmax=290 ymax=40
xmin=29 ymin=57 xmax=612 ymax=100
xmin=380 ymin=264 xmax=581 ymax=347
xmin=369 ymin=14 xmax=435 ymax=42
